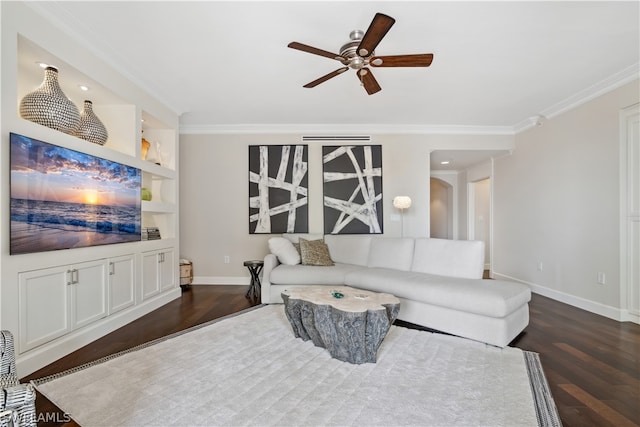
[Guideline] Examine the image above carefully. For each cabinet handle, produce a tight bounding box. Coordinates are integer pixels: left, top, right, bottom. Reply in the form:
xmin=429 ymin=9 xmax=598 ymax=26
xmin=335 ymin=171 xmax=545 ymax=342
xmin=109 ymin=262 xmax=115 ymax=275
xmin=67 ymin=269 xmax=79 ymax=285
xmin=159 ymin=253 xmax=165 ymax=263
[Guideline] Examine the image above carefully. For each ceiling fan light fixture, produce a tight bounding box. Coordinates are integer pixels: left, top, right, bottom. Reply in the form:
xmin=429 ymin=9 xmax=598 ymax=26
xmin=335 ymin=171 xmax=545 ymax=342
xmin=350 ymin=30 xmax=364 ymax=40
xmin=352 ymin=57 xmax=365 ymax=69
xmin=288 ymin=12 xmax=433 ymax=95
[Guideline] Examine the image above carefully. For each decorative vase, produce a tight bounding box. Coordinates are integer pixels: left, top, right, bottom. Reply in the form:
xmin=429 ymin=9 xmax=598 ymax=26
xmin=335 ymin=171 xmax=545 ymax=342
xmin=19 ymin=66 xmax=80 ymax=135
xmin=141 ymin=187 xmax=152 ymax=201
xmin=141 ymin=138 xmax=151 ymax=160
xmin=75 ymin=100 xmax=108 ymax=145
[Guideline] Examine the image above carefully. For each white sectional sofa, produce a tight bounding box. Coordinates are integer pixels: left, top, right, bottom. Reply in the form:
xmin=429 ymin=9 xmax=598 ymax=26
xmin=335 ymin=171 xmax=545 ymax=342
xmin=261 ymin=234 xmax=531 ymax=347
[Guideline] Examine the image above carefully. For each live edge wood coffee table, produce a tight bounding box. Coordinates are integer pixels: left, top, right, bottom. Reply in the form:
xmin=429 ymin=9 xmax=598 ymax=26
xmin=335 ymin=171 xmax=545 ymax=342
xmin=281 ymin=286 xmax=400 ymax=364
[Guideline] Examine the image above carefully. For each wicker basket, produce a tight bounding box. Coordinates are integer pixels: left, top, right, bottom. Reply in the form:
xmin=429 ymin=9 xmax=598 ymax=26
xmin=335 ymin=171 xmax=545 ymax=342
xmin=180 ymin=260 xmax=193 ymax=287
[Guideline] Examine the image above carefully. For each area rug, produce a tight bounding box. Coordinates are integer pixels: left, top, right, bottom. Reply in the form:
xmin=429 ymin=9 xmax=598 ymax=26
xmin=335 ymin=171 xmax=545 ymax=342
xmin=33 ymin=305 xmax=561 ymax=426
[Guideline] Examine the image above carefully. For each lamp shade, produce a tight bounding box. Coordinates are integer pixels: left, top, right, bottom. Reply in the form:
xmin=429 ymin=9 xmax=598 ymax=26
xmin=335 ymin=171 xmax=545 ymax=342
xmin=393 ymin=196 xmax=412 ymax=209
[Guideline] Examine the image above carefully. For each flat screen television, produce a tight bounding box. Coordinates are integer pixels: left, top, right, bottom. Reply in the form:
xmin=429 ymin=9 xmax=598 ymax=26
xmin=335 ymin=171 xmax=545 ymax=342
xmin=10 ymin=132 xmax=141 ymax=255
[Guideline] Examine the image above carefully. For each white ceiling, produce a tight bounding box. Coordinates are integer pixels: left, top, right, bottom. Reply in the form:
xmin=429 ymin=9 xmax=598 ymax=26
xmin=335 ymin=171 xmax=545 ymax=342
xmin=29 ymin=1 xmax=639 ymax=136
xmin=429 ymin=149 xmax=509 ymax=171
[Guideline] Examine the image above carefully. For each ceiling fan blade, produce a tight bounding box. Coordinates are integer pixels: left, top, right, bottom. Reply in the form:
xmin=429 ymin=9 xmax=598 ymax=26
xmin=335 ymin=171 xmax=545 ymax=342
xmin=303 ymin=67 xmax=349 ymax=88
xmin=357 ymin=68 xmax=381 ymax=95
xmin=370 ymin=53 xmax=434 ymax=67
xmin=288 ymin=42 xmax=343 ymax=61
xmin=357 ymin=13 xmax=395 ymax=57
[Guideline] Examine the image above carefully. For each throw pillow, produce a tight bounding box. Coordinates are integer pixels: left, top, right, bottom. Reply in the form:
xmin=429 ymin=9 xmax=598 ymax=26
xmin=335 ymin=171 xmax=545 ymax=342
xmin=268 ymin=237 xmax=301 ymax=265
xmin=299 ymin=238 xmax=334 ymax=266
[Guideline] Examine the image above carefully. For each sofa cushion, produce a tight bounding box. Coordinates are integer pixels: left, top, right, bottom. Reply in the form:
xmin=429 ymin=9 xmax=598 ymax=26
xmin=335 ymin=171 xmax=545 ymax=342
xmin=268 ymin=237 xmax=300 ymax=265
xmin=345 ymin=268 xmax=530 ymax=318
xmin=411 ymin=238 xmax=485 ymax=279
xmin=270 ymin=263 xmax=364 ymax=285
xmin=367 ymin=238 xmax=414 ymax=271
xmin=324 ymin=235 xmax=372 ymax=266
xmin=299 ymin=238 xmax=334 ymax=266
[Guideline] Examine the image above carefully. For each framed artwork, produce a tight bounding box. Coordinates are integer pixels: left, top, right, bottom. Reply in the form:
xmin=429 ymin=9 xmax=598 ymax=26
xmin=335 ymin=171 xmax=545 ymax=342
xmin=322 ymin=145 xmax=383 ymax=234
xmin=249 ymin=145 xmax=308 ymax=234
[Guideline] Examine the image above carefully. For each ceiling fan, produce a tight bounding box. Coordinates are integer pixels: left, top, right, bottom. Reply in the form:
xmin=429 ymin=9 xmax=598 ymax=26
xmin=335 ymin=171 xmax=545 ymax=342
xmin=288 ymin=13 xmax=434 ymax=95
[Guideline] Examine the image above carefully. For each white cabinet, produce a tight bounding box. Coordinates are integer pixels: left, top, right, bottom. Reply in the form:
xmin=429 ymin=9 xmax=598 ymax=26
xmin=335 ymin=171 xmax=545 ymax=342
xmin=19 ymin=260 xmax=107 ymax=352
xmin=18 ymin=266 xmax=70 ymax=352
xmin=142 ymin=249 xmax=176 ymax=301
xmin=160 ymin=250 xmax=176 ymax=292
xmin=2 ymin=2 xmax=180 ymax=376
xmin=71 ymin=260 xmax=108 ymax=329
xmin=108 ymin=255 xmax=135 ymax=314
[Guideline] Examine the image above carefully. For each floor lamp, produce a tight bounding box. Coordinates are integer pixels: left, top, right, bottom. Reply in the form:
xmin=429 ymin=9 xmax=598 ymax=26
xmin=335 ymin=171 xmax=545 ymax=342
xmin=393 ymin=196 xmax=412 ymax=237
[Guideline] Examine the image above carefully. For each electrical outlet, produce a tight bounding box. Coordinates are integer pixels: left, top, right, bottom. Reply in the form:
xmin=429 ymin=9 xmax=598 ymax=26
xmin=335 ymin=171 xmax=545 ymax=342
xmin=224 ymin=256 xmax=230 ymax=264
xmin=597 ymin=272 xmax=606 ymax=285
xmin=537 ymin=261 xmax=543 ymax=272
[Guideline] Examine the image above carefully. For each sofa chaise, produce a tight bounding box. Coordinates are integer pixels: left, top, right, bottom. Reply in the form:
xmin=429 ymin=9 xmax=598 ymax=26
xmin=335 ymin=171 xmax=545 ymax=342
xmin=261 ymin=234 xmax=531 ymax=348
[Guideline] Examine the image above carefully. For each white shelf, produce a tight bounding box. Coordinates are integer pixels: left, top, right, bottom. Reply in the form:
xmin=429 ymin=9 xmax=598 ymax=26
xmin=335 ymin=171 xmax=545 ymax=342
xmin=139 ymin=161 xmax=177 ymax=179
xmin=142 ymin=201 xmax=175 ymax=213
xmin=15 ymin=34 xmax=179 ymax=242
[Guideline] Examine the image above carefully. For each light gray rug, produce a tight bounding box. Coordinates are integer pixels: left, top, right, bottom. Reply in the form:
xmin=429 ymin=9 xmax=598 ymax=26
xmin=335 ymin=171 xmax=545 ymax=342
xmin=33 ymin=305 xmax=561 ymax=426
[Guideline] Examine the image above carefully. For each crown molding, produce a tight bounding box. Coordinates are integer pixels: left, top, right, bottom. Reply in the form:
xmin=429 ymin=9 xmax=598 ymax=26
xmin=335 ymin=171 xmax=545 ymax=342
xmin=540 ymin=63 xmax=639 ymax=121
xmin=513 ymin=63 xmax=640 ymax=134
xmin=179 ymin=123 xmax=515 ymax=136
xmin=184 ymin=62 xmax=639 ymax=136
xmin=24 ymin=2 xmax=186 ymax=117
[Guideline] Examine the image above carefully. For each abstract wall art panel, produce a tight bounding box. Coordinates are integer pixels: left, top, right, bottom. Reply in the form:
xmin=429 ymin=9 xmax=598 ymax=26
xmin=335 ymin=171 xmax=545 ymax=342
xmin=249 ymin=145 xmax=308 ymax=234
xmin=322 ymin=145 xmax=383 ymax=234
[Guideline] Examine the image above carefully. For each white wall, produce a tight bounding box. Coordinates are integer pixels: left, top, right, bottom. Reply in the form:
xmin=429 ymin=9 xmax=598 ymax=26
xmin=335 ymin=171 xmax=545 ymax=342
xmin=493 ymin=80 xmax=639 ymax=317
xmin=179 ymin=134 xmax=513 ymax=282
xmin=470 ymin=178 xmax=491 ymax=266
xmin=466 ymin=160 xmax=493 ymax=256
xmin=430 ymin=178 xmax=451 ymax=239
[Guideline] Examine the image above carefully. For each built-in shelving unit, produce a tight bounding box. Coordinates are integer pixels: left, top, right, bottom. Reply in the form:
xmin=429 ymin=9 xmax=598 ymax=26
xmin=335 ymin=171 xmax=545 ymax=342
xmin=1 ymin=1 xmax=181 ymax=376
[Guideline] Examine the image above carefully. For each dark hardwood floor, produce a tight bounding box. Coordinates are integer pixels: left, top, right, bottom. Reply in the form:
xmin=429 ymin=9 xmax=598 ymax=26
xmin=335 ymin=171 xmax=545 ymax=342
xmin=22 ymin=285 xmax=639 ymax=427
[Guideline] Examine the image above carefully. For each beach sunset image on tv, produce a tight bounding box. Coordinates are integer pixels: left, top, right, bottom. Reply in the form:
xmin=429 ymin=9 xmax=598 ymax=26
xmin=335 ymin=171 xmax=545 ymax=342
xmin=10 ymin=133 xmax=141 ymax=255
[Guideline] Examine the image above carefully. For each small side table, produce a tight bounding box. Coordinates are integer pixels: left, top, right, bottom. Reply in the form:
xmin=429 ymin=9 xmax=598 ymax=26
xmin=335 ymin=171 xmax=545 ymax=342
xmin=243 ymin=260 xmax=264 ymax=300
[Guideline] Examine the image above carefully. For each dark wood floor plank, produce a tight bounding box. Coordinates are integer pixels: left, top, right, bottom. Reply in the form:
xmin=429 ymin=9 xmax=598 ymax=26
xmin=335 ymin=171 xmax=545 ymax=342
xmin=559 ymin=384 xmax=638 ymax=427
xmin=516 ymin=294 xmax=640 ymax=427
xmin=20 ymin=286 xmax=640 ymax=427
xmin=554 ymin=342 xmax=639 ymax=386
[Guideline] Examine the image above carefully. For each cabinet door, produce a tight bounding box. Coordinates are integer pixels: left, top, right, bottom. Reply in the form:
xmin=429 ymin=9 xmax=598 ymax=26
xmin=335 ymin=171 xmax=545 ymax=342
xmin=71 ymin=260 xmax=107 ymax=329
xmin=142 ymin=251 xmax=160 ymax=300
xmin=19 ymin=266 xmax=71 ymax=353
xmin=159 ymin=249 xmax=175 ymax=291
xmin=109 ymin=255 xmax=135 ymax=314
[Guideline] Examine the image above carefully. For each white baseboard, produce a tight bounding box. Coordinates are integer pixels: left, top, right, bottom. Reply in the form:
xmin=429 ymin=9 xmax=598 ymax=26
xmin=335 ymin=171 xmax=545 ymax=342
xmin=193 ymin=276 xmax=249 ymax=285
xmin=493 ymin=272 xmax=628 ymax=322
xmin=620 ymin=309 xmax=640 ymax=324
